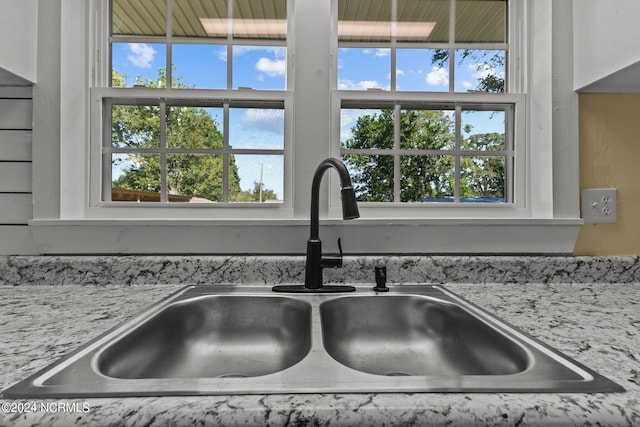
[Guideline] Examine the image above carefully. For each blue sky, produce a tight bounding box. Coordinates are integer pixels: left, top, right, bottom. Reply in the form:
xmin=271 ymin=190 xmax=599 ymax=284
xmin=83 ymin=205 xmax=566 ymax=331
xmin=112 ymin=43 xmax=505 ymax=200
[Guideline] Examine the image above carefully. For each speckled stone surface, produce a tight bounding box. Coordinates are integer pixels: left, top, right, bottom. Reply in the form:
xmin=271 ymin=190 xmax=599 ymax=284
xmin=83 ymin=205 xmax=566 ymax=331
xmin=0 ymin=257 xmax=640 ymax=426
xmin=3 ymin=255 xmax=640 ymax=286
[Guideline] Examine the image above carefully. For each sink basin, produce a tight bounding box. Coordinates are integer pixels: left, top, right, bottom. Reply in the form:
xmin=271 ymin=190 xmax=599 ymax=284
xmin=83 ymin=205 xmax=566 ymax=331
xmin=97 ymin=296 xmax=312 ymax=379
xmin=1 ymin=285 xmax=624 ymax=397
xmin=320 ymin=295 xmax=529 ymax=376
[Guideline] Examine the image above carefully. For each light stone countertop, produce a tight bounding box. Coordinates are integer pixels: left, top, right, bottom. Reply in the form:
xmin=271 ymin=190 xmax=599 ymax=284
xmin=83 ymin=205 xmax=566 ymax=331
xmin=0 ymin=280 xmax=638 ymax=426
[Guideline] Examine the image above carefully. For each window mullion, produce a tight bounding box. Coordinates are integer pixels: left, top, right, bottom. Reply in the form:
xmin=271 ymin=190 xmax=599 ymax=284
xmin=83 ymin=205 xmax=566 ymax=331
xmin=506 ymin=105 xmax=515 ymax=203
xmin=102 ymin=99 xmax=113 ymax=202
xmin=227 ymin=0 xmax=233 ymax=90
xmin=160 ymin=102 xmax=168 ymax=203
xmin=390 ymin=0 xmax=397 ymax=92
xmin=454 ymin=103 xmax=461 ymax=203
xmin=166 ymin=0 xmax=172 ymax=88
xmin=222 ymin=102 xmax=230 ymax=203
xmin=394 ymin=103 xmax=401 ymax=202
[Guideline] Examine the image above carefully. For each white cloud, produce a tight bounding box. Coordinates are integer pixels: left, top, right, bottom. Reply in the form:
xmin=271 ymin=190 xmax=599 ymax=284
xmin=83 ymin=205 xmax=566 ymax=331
xmin=361 ymin=48 xmax=390 ymax=57
xmin=127 ymin=43 xmax=156 ymax=68
xmin=425 ymin=66 xmax=448 ymax=86
xmin=256 ymin=57 xmax=286 ymax=77
xmin=241 ymin=109 xmax=285 ymax=136
xmin=468 ymin=62 xmax=505 ymax=81
xmin=234 ymin=46 xmax=285 ymax=58
xmin=338 ymin=79 xmax=387 ymax=91
xmin=374 ymin=48 xmax=390 ymax=57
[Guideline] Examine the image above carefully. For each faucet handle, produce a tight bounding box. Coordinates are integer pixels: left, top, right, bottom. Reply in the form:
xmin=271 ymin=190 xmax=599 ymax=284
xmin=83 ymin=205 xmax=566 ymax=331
xmin=321 ymin=237 xmax=344 ymax=269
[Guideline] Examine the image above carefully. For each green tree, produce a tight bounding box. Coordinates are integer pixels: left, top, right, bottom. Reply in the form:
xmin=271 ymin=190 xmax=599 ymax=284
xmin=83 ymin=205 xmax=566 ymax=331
xmin=344 ymin=109 xmax=456 ymax=202
xmin=343 ymin=110 xmax=505 ymax=202
xmin=460 ymin=132 xmax=505 ymax=199
xmin=432 ymin=49 xmax=505 ymax=93
xmin=111 ymin=69 xmax=276 ymax=202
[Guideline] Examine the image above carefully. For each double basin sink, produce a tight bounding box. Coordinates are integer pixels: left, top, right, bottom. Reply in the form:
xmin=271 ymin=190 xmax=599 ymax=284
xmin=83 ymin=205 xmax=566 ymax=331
xmin=2 ymin=285 xmax=623 ymax=397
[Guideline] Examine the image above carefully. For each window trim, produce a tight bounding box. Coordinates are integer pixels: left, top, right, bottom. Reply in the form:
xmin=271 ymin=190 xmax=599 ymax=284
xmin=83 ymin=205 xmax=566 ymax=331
xmin=87 ymin=0 xmax=296 ymax=218
xmin=332 ymin=91 xmax=526 ymax=215
xmin=328 ymin=0 xmax=527 ymax=219
xmin=89 ymin=87 xmax=295 ymax=218
xmin=41 ymin=0 xmax=583 ymax=255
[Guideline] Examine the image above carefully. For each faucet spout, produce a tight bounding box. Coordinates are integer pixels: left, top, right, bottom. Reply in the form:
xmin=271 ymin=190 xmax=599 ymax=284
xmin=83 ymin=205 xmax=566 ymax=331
xmin=309 ymin=158 xmax=360 ymax=241
xmin=273 ymin=158 xmax=359 ymax=293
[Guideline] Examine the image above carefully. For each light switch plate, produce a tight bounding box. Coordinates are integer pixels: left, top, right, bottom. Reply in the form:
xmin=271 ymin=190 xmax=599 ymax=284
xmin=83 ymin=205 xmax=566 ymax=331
xmin=581 ymin=188 xmax=617 ymax=224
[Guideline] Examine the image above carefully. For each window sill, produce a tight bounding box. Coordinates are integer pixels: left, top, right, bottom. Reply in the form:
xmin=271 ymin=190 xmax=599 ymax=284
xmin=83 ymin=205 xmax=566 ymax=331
xmin=28 ymin=218 xmax=582 ymax=255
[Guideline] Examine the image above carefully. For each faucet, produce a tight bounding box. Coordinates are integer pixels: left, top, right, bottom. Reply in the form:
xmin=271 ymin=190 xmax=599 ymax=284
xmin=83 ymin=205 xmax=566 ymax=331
xmin=273 ymin=158 xmax=360 ymax=293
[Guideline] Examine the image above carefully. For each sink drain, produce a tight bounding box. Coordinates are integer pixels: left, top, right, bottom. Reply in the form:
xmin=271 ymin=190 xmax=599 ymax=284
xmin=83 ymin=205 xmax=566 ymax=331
xmin=217 ymin=373 xmax=249 ymax=378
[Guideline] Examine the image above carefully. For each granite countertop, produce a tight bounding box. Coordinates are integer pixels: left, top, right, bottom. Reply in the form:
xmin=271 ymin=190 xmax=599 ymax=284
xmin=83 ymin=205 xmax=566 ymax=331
xmin=1 ymin=279 xmax=638 ymax=426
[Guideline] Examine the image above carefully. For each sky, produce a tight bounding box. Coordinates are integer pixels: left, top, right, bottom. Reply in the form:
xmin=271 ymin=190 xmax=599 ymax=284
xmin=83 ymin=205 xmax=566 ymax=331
xmin=112 ymin=42 xmax=505 ymax=201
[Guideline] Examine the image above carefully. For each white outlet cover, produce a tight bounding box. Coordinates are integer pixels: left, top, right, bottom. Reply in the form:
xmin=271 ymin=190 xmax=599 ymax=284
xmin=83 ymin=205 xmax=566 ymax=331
xmin=581 ymin=188 xmax=617 ymax=224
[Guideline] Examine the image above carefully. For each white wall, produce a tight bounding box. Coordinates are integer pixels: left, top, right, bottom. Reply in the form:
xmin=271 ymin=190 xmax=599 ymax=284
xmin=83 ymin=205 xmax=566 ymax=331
xmin=0 ymin=0 xmax=38 ymax=84
xmin=573 ymin=0 xmax=640 ymax=91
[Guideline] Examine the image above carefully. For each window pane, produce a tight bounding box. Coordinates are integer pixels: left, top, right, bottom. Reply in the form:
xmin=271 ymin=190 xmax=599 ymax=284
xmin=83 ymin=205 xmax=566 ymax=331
xmin=397 ymin=0 xmax=449 ymax=42
xmin=338 ymin=48 xmax=390 ymax=90
xmin=461 ymin=110 xmax=506 ymax=150
xmin=341 ymin=109 xmax=394 ymax=149
xmin=172 ymin=45 xmax=227 ymax=89
xmin=173 ymin=0 xmax=228 ymax=38
xmin=111 ymin=104 xmax=160 ymax=148
xmin=456 ymin=0 xmax=507 ymax=43
xmin=167 ymin=154 xmax=224 ymax=202
xmin=232 ymin=46 xmax=286 ymax=90
xmin=342 ymin=154 xmax=394 ymax=202
xmin=112 ymin=0 xmax=166 ymax=37
xmin=454 ymin=49 xmax=506 ymax=93
xmin=338 ymin=0 xmax=392 ymax=42
xmin=230 ymin=155 xmax=284 ymax=202
xmin=233 ymin=0 xmax=287 ymax=40
xmin=461 ymin=156 xmax=506 ymax=202
xmin=400 ymin=108 xmax=455 ymax=150
xmin=229 ymin=108 xmax=284 ymax=150
xmin=167 ymin=106 xmax=224 ymax=149
xmin=112 ymin=153 xmax=161 ymax=202
xmin=397 ymin=49 xmax=449 ymax=92
xmin=112 ymin=43 xmax=167 ymax=87
xmin=401 ymin=155 xmax=455 ymax=202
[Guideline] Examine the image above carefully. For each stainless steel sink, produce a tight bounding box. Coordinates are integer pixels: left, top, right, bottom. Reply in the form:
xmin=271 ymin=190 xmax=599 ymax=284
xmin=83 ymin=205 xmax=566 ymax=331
xmin=320 ymin=295 xmax=530 ymax=376
xmin=97 ymin=296 xmax=312 ymax=379
xmin=2 ymin=285 xmax=624 ymax=397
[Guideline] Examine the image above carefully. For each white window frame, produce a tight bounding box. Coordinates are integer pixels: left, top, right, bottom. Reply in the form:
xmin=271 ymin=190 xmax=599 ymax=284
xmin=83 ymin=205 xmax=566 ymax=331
xmin=330 ymin=91 xmax=527 ymax=219
xmin=88 ymin=0 xmax=295 ymax=219
xmin=328 ymin=0 xmax=528 ymax=219
xmin=33 ymin=0 xmax=582 ymax=254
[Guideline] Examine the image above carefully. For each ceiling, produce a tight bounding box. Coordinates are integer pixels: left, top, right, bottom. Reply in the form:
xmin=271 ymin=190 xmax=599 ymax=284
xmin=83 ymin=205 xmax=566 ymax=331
xmin=112 ymin=0 xmax=287 ymax=39
xmin=112 ymin=0 xmax=506 ymax=43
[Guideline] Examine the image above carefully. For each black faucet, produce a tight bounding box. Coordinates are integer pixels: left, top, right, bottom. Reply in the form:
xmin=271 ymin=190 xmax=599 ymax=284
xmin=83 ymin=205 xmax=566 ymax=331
xmin=273 ymin=158 xmax=360 ymax=293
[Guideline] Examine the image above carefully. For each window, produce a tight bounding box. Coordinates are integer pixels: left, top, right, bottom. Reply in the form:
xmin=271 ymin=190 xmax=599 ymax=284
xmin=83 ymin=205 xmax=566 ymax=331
xmin=106 ymin=100 xmax=284 ymax=203
xmin=99 ymin=0 xmax=518 ymax=210
xmin=51 ymin=0 xmax=580 ymax=253
xmin=102 ymin=0 xmax=288 ymax=205
xmin=335 ymin=0 xmax=520 ymax=206
xmin=341 ymin=103 xmax=513 ymax=203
